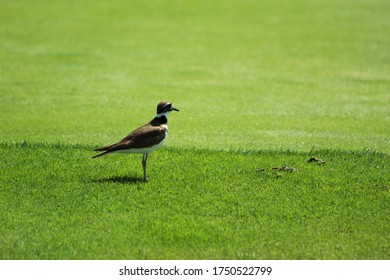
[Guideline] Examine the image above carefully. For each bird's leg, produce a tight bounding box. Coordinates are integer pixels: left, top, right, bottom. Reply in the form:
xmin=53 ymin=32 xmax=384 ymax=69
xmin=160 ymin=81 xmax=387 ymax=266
xmin=142 ymin=153 xmax=149 ymax=182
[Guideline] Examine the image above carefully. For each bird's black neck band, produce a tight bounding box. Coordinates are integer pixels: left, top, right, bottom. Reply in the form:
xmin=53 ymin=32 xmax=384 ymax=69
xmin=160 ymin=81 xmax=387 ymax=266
xmin=152 ymin=115 xmax=167 ymax=125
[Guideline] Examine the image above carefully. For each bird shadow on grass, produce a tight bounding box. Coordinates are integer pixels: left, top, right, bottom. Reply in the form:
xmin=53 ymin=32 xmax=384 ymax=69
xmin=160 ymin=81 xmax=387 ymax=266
xmin=94 ymin=175 xmax=145 ymax=185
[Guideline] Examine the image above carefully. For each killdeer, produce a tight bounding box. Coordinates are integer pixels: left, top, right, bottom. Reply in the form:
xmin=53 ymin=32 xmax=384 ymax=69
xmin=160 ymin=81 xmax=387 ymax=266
xmin=93 ymin=101 xmax=179 ymax=182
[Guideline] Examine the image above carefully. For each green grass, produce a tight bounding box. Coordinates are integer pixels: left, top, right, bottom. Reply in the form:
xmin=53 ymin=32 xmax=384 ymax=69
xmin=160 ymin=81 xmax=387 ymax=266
xmin=1 ymin=142 xmax=389 ymax=259
xmin=0 ymin=0 xmax=390 ymax=259
xmin=1 ymin=0 xmax=389 ymax=151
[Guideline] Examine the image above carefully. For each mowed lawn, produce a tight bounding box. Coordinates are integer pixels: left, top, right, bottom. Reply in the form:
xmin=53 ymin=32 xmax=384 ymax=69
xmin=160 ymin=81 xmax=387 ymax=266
xmin=1 ymin=143 xmax=389 ymax=259
xmin=1 ymin=0 xmax=390 ymax=259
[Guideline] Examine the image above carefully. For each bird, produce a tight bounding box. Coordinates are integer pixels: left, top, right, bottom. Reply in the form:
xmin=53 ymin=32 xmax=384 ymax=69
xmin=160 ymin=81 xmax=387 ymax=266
xmin=92 ymin=101 xmax=179 ymax=182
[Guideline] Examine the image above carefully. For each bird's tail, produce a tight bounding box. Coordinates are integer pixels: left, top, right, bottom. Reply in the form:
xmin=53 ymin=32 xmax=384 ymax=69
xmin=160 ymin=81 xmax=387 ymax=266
xmin=92 ymin=149 xmax=111 ymax=159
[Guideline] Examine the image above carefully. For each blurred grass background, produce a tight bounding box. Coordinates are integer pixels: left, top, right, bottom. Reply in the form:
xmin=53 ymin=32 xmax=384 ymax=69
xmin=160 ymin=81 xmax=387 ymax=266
xmin=1 ymin=0 xmax=389 ymax=151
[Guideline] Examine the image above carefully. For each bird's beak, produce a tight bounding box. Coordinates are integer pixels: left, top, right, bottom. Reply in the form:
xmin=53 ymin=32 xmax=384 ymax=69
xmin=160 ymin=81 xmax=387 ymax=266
xmin=172 ymin=107 xmax=179 ymax=112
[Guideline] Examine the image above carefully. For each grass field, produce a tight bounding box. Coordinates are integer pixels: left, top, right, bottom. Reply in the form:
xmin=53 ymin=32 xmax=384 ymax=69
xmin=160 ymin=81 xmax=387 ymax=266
xmin=1 ymin=143 xmax=389 ymax=259
xmin=0 ymin=0 xmax=389 ymax=259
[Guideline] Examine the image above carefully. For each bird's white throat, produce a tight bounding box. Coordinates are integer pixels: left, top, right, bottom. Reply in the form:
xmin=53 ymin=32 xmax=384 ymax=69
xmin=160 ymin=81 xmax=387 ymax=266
xmin=156 ymin=112 xmax=170 ymax=118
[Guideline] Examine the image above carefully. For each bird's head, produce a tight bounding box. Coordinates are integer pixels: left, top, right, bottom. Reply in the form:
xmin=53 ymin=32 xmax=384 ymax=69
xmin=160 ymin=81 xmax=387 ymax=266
xmin=156 ymin=101 xmax=179 ymax=115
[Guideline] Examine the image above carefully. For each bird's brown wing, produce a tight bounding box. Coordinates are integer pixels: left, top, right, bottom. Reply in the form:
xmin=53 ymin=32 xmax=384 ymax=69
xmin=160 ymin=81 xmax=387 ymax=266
xmin=123 ymin=126 xmax=166 ymax=149
xmin=93 ymin=124 xmax=166 ymax=157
